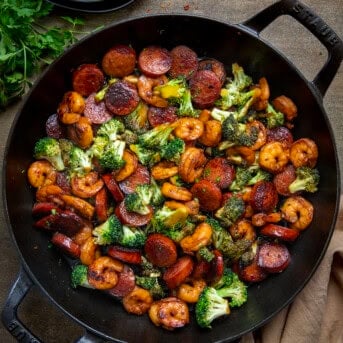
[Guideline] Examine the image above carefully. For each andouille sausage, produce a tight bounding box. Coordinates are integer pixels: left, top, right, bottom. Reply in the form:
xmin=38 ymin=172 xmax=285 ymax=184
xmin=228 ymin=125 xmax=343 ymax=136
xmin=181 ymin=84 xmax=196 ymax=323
xmin=148 ymin=106 xmax=178 ymax=127
xmin=51 ymin=232 xmax=80 ymax=258
xmin=105 ymin=80 xmax=140 ymax=116
xmin=107 ymin=265 xmax=136 ymax=298
xmin=163 ymin=256 xmax=194 ymax=289
xmin=72 ymin=64 xmax=105 ymax=97
xmin=84 ymin=93 xmax=113 ymax=124
xmin=107 ymin=245 xmax=142 ymax=264
xmin=190 ymin=179 xmax=222 ymax=212
xmin=169 ymin=45 xmax=198 ymax=79
xmin=32 ymin=202 xmax=61 ymax=217
xmin=46 ymin=113 xmax=65 ymax=139
xmin=102 ymin=44 xmax=137 ymax=77
xmin=198 ymin=58 xmax=227 ymax=86
xmin=260 ymin=224 xmax=300 ymax=242
xmin=189 ymin=70 xmax=221 ymax=109
xmin=102 ymin=173 xmax=125 ymax=202
xmin=95 ymin=187 xmax=109 ymax=223
xmin=273 ymin=164 xmax=296 ymax=196
xmin=119 ymin=164 xmax=150 ymax=194
xmin=115 ymin=201 xmax=153 ymax=227
xmin=257 ymin=242 xmax=291 ymax=273
xmin=138 ymin=46 xmax=172 ymax=77
xmin=266 ymin=126 xmax=294 ymax=148
xmin=56 ymin=171 xmax=72 ymax=193
xmin=202 ymin=157 xmax=235 ymax=189
xmin=207 ymin=249 xmax=224 ymax=284
xmin=250 ymin=181 xmax=278 ymax=213
xmin=237 ymin=257 xmax=268 ymax=283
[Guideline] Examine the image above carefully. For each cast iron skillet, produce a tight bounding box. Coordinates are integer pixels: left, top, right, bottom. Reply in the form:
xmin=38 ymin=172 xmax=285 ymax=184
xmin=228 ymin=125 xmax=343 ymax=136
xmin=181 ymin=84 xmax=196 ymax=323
xmin=2 ymin=0 xmax=342 ymax=342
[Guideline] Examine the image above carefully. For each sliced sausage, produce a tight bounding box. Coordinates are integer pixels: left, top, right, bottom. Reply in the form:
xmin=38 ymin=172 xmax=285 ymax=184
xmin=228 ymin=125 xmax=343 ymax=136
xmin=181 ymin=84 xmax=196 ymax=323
xmin=148 ymin=106 xmax=178 ymax=127
xmin=169 ymin=45 xmax=198 ymax=79
xmin=51 ymin=232 xmax=80 ymax=258
xmin=238 ymin=257 xmax=268 ymax=283
xmin=102 ymin=173 xmax=125 ymax=202
xmin=189 ymin=70 xmax=221 ymax=109
xmin=250 ymin=181 xmax=278 ymax=213
xmin=163 ymin=256 xmax=194 ymax=289
xmin=107 ymin=265 xmax=136 ymax=298
xmin=257 ymin=242 xmax=291 ymax=273
xmin=72 ymin=64 xmax=105 ymax=97
xmin=56 ymin=172 xmax=72 ymax=193
xmin=198 ymin=58 xmax=227 ymax=86
xmin=105 ymin=80 xmax=140 ymax=116
xmin=266 ymin=126 xmax=294 ymax=148
xmin=95 ymin=187 xmax=109 ymax=223
xmin=107 ymin=245 xmax=142 ymax=264
xmin=138 ymin=46 xmax=172 ymax=77
xmin=273 ymin=164 xmax=296 ymax=196
xmin=202 ymin=157 xmax=235 ymax=189
xmin=115 ymin=201 xmax=153 ymax=227
xmin=84 ymin=93 xmax=113 ymax=124
xmin=207 ymin=250 xmax=224 ymax=284
xmin=119 ymin=164 xmax=150 ymax=194
xmin=46 ymin=113 xmax=65 ymax=139
xmin=144 ymin=233 xmax=177 ymax=268
xmin=192 ymin=260 xmax=211 ymax=279
xmin=32 ymin=202 xmax=61 ymax=217
xmin=260 ymin=224 xmax=300 ymax=242
xmin=102 ymin=44 xmax=137 ymax=77
xmin=190 ymin=179 xmax=222 ymax=212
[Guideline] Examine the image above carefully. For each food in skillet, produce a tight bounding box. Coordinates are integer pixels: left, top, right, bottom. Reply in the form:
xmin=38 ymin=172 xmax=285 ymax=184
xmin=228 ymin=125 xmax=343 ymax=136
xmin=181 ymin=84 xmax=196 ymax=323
xmin=27 ymin=44 xmax=320 ymax=330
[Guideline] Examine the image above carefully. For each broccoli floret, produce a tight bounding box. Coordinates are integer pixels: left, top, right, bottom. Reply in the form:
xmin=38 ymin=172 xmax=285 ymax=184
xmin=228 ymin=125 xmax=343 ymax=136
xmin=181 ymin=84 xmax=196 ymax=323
xmin=160 ymin=137 xmax=185 ymax=163
xmin=198 ymin=246 xmax=215 ymax=262
xmin=119 ymin=225 xmax=147 ymax=248
xmin=288 ymin=166 xmax=320 ymax=193
xmin=214 ymin=269 xmax=248 ymax=308
xmin=34 ymin=137 xmax=65 ymax=171
xmin=121 ymin=129 xmax=138 ymax=145
xmin=215 ymin=196 xmax=245 ymax=228
xmin=98 ymin=140 xmax=126 ymax=170
xmin=69 ymin=146 xmax=93 ymax=176
xmin=150 ymin=178 xmax=165 ymax=207
xmin=129 ymin=144 xmax=161 ymax=167
xmin=177 ymin=88 xmax=200 ymax=117
xmin=138 ymin=123 xmax=174 ymax=149
xmin=135 ymin=276 xmax=166 ymax=299
xmin=71 ymin=264 xmax=93 ymax=289
xmin=229 ymin=166 xmax=271 ymax=191
xmin=140 ymin=256 xmax=161 ymax=277
xmin=124 ymin=184 xmax=153 ymax=215
xmin=247 ymin=168 xmax=272 ymax=186
xmin=92 ymin=214 xmax=123 ymax=245
xmin=263 ymin=103 xmax=285 ymax=129
xmin=59 ymin=138 xmax=74 ymax=166
xmin=97 ymin=118 xmax=125 ymax=141
xmin=88 ymin=135 xmax=109 ymax=159
xmin=231 ymin=63 xmax=253 ymax=91
xmin=195 ymin=287 xmax=230 ymax=328
xmin=124 ymin=102 xmax=149 ymax=134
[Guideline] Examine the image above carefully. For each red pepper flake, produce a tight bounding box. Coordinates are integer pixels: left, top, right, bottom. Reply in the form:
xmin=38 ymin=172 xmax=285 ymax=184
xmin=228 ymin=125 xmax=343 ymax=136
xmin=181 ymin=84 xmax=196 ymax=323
xmin=184 ymin=4 xmax=190 ymax=10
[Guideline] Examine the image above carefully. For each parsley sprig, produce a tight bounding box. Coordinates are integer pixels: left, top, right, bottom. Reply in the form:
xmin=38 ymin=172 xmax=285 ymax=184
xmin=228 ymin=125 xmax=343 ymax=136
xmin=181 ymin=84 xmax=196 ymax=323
xmin=0 ymin=0 xmax=85 ymax=110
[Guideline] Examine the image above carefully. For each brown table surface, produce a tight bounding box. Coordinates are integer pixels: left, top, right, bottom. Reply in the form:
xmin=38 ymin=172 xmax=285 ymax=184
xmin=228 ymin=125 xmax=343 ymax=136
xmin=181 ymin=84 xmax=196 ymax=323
xmin=0 ymin=0 xmax=342 ymax=342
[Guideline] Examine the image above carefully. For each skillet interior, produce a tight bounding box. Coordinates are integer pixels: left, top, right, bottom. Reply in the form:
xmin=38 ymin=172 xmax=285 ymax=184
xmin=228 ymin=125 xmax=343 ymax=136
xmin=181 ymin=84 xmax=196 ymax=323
xmin=4 ymin=15 xmax=339 ymax=342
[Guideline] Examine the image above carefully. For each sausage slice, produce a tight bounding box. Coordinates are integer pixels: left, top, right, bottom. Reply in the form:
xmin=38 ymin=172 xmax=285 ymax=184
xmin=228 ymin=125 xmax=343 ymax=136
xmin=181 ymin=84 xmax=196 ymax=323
xmin=190 ymin=179 xmax=222 ymax=212
xmin=169 ymin=45 xmax=198 ymax=79
xmin=138 ymin=46 xmax=172 ymax=77
xmin=257 ymin=242 xmax=291 ymax=273
xmin=84 ymin=93 xmax=113 ymax=124
xmin=198 ymin=58 xmax=227 ymax=86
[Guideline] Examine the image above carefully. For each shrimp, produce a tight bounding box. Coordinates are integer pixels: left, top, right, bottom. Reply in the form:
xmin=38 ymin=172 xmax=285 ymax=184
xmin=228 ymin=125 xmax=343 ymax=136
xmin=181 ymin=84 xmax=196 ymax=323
xmin=36 ymin=184 xmax=65 ymax=205
xmin=79 ymin=236 xmax=101 ymax=266
xmin=258 ymin=141 xmax=290 ymax=173
xmin=60 ymin=194 xmax=95 ymax=220
xmin=27 ymin=160 xmax=57 ymax=188
xmin=252 ymin=212 xmax=282 ymax=227
xmin=198 ymin=120 xmax=222 ymax=147
xmin=198 ymin=109 xmax=212 ymax=122
xmin=67 ymin=116 xmax=94 ymax=149
xmin=114 ymin=150 xmax=138 ymax=182
xmin=176 ymin=279 xmax=206 ymax=303
xmin=173 ymin=118 xmax=204 ymax=141
xmin=253 ymin=77 xmax=270 ymax=111
xmin=280 ymin=195 xmax=314 ymax=230
xmin=151 ymin=161 xmax=179 ymax=180
xmin=178 ymin=147 xmax=207 ymax=183
xmin=161 ymin=182 xmax=192 ymax=201
xmin=137 ymin=74 xmax=169 ymax=107
xmin=248 ymin=120 xmax=267 ymax=151
xmin=72 ymin=224 xmax=93 ymax=246
xmin=226 ymin=146 xmax=256 ymax=166
xmin=290 ymin=138 xmax=318 ymax=168
xmin=88 ymin=256 xmax=123 ymax=290
xmin=180 ymin=222 xmax=212 ymax=253
xmin=57 ymin=91 xmax=85 ymax=124
xmin=149 ymin=297 xmax=189 ymax=330
xmin=229 ymin=219 xmax=256 ymax=242
xmin=272 ymin=95 xmax=298 ymax=121
xmin=122 ymin=286 xmax=153 ymax=315
xmin=70 ymin=171 xmax=104 ymax=198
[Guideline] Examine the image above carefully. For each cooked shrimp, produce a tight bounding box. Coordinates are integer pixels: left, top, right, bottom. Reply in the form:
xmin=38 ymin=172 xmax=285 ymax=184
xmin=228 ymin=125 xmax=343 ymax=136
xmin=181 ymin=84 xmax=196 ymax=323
xmin=88 ymin=256 xmax=123 ymax=290
xmin=57 ymin=91 xmax=85 ymax=124
xmin=258 ymin=141 xmax=290 ymax=173
xmin=70 ymin=171 xmax=104 ymax=198
xmin=80 ymin=236 xmax=101 ymax=266
xmin=253 ymin=77 xmax=270 ymax=111
xmin=178 ymin=147 xmax=207 ymax=183
xmin=198 ymin=109 xmax=212 ymax=122
xmin=229 ymin=219 xmax=256 ymax=242
xmin=161 ymin=182 xmax=192 ymax=201
xmin=280 ymin=195 xmax=314 ymax=230
xmin=60 ymin=194 xmax=95 ymax=220
xmin=122 ymin=286 xmax=153 ymax=315
xmin=36 ymin=184 xmax=65 ymax=205
xmin=72 ymin=224 xmax=93 ymax=246
xmin=198 ymin=120 xmax=222 ymax=147
xmin=252 ymin=212 xmax=282 ymax=227
xmin=137 ymin=74 xmax=169 ymax=107
xmin=27 ymin=160 xmax=57 ymax=188
xmin=173 ymin=118 xmax=204 ymax=141
xmin=290 ymin=138 xmax=318 ymax=168
xmin=67 ymin=116 xmax=94 ymax=149
xmin=176 ymin=279 xmax=206 ymax=303
xmin=226 ymin=146 xmax=256 ymax=166
xmin=149 ymin=297 xmax=189 ymax=330
xmin=248 ymin=120 xmax=267 ymax=151
xmin=151 ymin=161 xmax=179 ymax=180
xmin=180 ymin=222 xmax=212 ymax=253
xmin=114 ymin=150 xmax=138 ymax=181
xmin=272 ymin=95 xmax=297 ymax=121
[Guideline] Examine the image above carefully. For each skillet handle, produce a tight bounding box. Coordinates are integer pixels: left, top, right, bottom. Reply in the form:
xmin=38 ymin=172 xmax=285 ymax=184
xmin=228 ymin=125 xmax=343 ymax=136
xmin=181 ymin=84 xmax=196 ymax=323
xmin=242 ymin=0 xmax=343 ymax=97
xmin=1 ymin=266 xmax=42 ymax=343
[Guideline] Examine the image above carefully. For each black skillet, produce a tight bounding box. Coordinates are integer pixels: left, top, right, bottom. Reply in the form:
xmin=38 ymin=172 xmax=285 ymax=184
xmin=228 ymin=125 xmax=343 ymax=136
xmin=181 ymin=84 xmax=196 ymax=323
xmin=2 ymin=0 xmax=342 ymax=342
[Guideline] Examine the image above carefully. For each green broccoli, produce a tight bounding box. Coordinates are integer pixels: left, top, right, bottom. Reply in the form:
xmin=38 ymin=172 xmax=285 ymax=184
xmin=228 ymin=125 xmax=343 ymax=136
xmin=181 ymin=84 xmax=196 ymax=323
xmin=135 ymin=276 xmax=166 ymax=299
xmin=119 ymin=225 xmax=147 ymax=248
xmin=124 ymin=102 xmax=149 ymax=134
xmin=124 ymin=184 xmax=153 ymax=215
xmin=69 ymin=146 xmax=93 ymax=176
xmin=195 ymin=287 xmax=230 ymax=328
xmin=214 ymin=269 xmax=248 ymax=308
xmin=288 ymin=166 xmax=320 ymax=193
xmin=92 ymin=214 xmax=123 ymax=245
xmin=121 ymin=129 xmax=138 ymax=145
xmin=34 ymin=137 xmax=65 ymax=171
xmin=177 ymin=88 xmax=200 ymax=117
xmin=71 ymin=264 xmax=93 ymax=289
xmin=150 ymin=178 xmax=165 ymax=207
xmin=59 ymin=138 xmax=74 ymax=166
xmin=229 ymin=166 xmax=271 ymax=191
xmin=88 ymin=135 xmax=109 ymax=159
xmin=98 ymin=140 xmax=126 ymax=170
xmin=198 ymin=246 xmax=215 ymax=262
xmin=138 ymin=123 xmax=174 ymax=149
xmin=215 ymin=196 xmax=245 ymax=227
xmin=97 ymin=118 xmax=125 ymax=141
xmin=160 ymin=137 xmax=185 ymax=163
xmin=263 ymin=103 xmax=285 ymax=128
xmin=129 ymin=144 xmax=161 ymax=167
xmin=140 ymin=256 xmax=162 ymax=277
